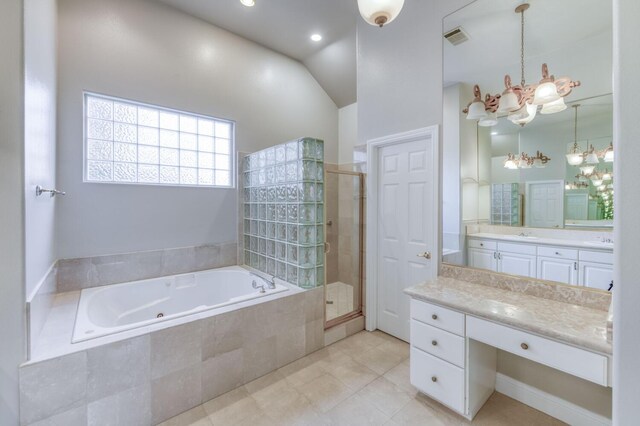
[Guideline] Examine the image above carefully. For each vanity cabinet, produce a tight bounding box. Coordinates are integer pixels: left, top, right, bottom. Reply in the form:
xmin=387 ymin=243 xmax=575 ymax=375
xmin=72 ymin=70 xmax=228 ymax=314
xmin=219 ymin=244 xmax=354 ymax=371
xmin=537 ymin=257 xmax=578 ymax=285
xmin=579 ymin=262 xmax=613 ymax=291
xmin=467 ymin=236 xmax=612 ymax=288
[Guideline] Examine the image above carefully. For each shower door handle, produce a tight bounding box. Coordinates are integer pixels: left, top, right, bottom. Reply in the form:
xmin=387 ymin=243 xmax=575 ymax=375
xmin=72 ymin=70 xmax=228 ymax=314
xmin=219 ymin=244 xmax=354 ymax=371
xmin=417 ymin=252 xmax=432 ymax=260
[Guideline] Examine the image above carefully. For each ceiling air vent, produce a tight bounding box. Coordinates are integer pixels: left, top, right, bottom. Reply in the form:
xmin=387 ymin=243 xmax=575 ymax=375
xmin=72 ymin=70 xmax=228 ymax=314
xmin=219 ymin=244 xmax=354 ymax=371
xmin=444 ymin=27 xmax=469 ymax=46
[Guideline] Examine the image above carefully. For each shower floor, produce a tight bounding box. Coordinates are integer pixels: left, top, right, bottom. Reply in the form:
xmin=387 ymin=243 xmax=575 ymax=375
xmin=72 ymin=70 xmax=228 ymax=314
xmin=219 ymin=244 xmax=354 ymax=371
xmin=326 ymin=281 xmax=355 ymax=321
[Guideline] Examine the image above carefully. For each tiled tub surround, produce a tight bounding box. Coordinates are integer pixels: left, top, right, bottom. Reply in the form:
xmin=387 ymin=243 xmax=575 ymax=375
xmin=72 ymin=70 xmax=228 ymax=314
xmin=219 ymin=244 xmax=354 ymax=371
xmin=57 ymin=241 xmax=238 ymax=292
xmin=242 ymin=138 xmax=325 ymax=289
xmin=20 ymin=284 xmax=325 ymax=425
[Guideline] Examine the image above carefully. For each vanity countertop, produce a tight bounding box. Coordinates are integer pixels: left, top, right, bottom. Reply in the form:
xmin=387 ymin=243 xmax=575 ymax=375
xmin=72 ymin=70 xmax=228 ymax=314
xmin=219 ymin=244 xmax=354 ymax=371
xmin=405 ymin=276 xmax=611 ymax=354
xmin=468 ymin=232 xmax=614 ymax=251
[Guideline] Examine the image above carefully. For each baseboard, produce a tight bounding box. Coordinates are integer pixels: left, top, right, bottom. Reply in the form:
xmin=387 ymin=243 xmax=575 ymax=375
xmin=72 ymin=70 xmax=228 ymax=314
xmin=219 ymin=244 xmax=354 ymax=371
xmin=495 ymin=373 xmax=611 ymax=426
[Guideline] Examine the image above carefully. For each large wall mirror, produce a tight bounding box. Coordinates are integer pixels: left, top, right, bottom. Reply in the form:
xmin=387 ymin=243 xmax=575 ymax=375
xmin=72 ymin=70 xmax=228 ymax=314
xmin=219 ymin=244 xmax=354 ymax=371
xmin=442 ymin=0 xmax=614 ymax=291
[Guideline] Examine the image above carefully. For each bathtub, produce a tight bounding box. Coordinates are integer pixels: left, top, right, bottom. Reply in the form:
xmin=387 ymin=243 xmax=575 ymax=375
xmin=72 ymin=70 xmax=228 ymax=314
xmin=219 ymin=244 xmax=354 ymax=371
xmin=72 ymin=266 xmax=288 ymax=343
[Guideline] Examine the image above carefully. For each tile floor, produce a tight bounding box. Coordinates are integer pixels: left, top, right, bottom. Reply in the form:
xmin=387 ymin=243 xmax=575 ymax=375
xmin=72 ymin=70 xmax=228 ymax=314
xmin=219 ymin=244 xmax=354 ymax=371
xmin=326 ymin=281 xmax=355 ymax=321
xmin=161 ymin=330 xmax=564 ymax=426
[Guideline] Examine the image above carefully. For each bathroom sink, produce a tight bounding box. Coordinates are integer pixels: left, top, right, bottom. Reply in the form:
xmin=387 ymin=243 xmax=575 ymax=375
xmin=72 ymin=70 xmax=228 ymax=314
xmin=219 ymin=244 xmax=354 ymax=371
xmin=505 ymin=235 xmax=538 ymax=240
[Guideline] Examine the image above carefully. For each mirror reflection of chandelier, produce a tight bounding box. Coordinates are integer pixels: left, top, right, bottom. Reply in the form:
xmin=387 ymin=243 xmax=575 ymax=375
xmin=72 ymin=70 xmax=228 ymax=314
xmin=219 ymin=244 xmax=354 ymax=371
xmin=504 ymin=151 xmax=551 ymax=169
xmin=462 ymin=3 xmax=580 ymax=127
xmin=566 ymin=104 xmax=614 ymax=166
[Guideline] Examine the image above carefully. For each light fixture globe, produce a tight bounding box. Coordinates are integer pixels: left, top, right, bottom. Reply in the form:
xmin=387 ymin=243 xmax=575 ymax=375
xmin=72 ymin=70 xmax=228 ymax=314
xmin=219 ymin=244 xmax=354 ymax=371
xmin=478 ymin=111 xmax=498 ymax=127
xmin=466 ymin=100 xmax=488 ymax=120
xmin=585 ymin=152 xmax=599 ymax=164
xmin=592 ymin=179 xmax=604 ymax=187
xmin=509 ymin=102 xmax=537 ymax=125
xmin=604 ymin=144 xmax=614 ymax=162
xmin=533 ymin=81 xmax=560 ymax=105
xmin=580 ymin=165 xmax=595 ymax=175
xmin=566 ymin=153 xmax=583 ymax=166
xmin=540 ymin=97 xmax=567 ymax=114
xmin=240 ymin=0 xmax=255 ymax=6
xmin=357 ymin=0 xmax=405 ymax=27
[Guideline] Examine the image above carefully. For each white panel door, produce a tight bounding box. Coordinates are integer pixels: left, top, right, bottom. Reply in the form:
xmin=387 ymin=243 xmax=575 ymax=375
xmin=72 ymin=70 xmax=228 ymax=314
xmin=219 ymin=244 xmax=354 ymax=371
xmin=377 ymin=139 xmax=434 ymax=341
xmin=565 ymin=193 xmax=589 ymax=220
xmin=580 ymin=262 xmax=614 ymax=291
xmin=526 ymin=181 xmax=564 ymax=228
xmin=537 ymin=257 xmax=578 ymax=285
xmin=498 ymin=252 xmax=536 ymax=278
xmin=468 ymin=248 xmax=497 ymax=272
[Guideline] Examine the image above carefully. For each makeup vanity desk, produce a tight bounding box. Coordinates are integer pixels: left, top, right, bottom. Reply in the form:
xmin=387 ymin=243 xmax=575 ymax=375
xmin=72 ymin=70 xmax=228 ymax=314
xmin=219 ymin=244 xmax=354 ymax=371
xmin=404 ymin=277 xmax=612 ymax=421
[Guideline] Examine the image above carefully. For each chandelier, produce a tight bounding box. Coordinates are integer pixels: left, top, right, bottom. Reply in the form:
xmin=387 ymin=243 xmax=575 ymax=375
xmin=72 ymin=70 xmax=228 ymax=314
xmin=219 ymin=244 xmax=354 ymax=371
xmin=504 ymin=150 xmax=551 ymax=169
xmin=566 ymin=105 xmax=614 ymax=166
xmin=463 ymin=3 xmax=580 ymax=127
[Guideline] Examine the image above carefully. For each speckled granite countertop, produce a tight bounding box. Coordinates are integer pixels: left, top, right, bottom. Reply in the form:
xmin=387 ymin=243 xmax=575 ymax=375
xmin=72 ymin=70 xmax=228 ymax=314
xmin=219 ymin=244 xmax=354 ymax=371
xmin=405 ymin=277 xmax=611 ymax=354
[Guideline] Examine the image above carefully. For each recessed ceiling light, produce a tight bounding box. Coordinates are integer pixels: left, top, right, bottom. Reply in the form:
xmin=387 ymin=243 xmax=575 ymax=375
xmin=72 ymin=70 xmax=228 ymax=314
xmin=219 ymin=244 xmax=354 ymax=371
xmin=240 ymin=0 xmax=255 ymax=7
xmin=491 ymin=132 xmax=498 ymax=135
xmin=310 ymin=34 xmax=322 ymax=42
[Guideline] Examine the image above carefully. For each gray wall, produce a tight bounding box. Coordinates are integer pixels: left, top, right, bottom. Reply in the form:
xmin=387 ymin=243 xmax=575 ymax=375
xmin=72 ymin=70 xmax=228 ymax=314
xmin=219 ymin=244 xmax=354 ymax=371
xmin=613 ymin=0 xmax=640 ymax=422
xmin=0 ymin=0 xmax=26 ymax=423
xmin=357 ymin=0 xmax=614 ymax=418
xmin=24 ymin=0 xmax=57 ymax=298
xmin=56 ymin=0 xmax=339 ymax=259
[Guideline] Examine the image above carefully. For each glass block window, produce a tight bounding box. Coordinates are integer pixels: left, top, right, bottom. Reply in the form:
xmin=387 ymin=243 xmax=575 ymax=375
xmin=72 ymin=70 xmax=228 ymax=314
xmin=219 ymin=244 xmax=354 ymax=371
xmin=242 ymin=138 xmax=325 ymax=289
xmin=83 ymin=93 xmax=234 ymax=187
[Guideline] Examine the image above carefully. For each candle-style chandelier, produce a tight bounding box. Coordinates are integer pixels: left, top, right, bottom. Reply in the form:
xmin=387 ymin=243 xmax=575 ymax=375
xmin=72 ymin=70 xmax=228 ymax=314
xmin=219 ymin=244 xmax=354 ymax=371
xmin=462 ymin=3 xmax=581 ymax=127
xmin=566 ymin=104 xmax=614 ymax=166
xmin=504 ymin=150 xmax=551 ymax=169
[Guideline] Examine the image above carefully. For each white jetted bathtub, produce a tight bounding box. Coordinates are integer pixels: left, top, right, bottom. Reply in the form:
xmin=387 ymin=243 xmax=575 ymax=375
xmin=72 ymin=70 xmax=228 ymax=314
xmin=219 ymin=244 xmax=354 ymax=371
xmin=72 ymin=266 xmax=288 ymax=342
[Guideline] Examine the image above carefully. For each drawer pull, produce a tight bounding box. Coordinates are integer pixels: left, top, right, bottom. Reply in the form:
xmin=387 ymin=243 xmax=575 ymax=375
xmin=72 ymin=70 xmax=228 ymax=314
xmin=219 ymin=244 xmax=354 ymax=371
xmin=431 ymin=340 xmax=438 ymax=346
xmin=431 ymin=376 xmax=438 ymax=382
xmin=480 ymin=243 xmax=484 ymax=247
xmin=521 ymin=343 xmax=529 ymax=350
xmin=555 ymin=251 xmax=561 ymax=255
xmin=432 ymin=314 xmax=438 ymax=320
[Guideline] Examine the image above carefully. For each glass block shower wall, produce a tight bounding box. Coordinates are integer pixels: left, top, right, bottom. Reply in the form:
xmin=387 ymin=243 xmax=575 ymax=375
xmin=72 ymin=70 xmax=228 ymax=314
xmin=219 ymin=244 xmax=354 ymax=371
xmin=242 ymin=138 xmax=325 ymax=289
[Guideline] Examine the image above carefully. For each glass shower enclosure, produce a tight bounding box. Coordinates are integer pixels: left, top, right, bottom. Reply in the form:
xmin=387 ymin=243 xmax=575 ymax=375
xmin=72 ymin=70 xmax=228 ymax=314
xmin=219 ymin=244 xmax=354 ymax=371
xmin=324 ymin=169 xmax=364 ymax=328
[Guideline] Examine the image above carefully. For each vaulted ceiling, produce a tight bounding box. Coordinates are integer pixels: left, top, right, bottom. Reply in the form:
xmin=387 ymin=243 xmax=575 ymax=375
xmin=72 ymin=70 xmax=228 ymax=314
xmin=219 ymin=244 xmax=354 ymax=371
xmin=155 ymin=0 xmax=358 ymax=108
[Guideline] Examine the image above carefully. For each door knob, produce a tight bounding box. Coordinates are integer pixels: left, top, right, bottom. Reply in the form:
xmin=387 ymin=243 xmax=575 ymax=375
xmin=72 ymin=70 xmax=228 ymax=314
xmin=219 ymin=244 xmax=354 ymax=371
xmin=417 ymin=252 xmax=432 ymax=259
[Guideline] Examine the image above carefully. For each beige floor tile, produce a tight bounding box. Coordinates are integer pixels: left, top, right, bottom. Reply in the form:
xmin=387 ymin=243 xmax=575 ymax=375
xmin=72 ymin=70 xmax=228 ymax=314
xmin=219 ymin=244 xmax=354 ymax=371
xmin=320 ymin=354 xmax=378 ymax=391
xmin=297 ymin=373 xmax=357 ymax=413
xmin=202 ymin=387 xmax=262 ymax=425
xmin=158 ymin=405 xmax=213 ymax=426
xmin=264 ymin=392 xmax=328 ymax=426
xmin=383 ymin=359 xmax=419 ymax=397
xmin=356 ymin=376 xmax=412 ymax=417
xmin=279 ymin=355 xmax=328 ymax=388
xmin=325 ymin=394 xmax=390 ymax=426
xmin=388 ymin=398 xmax=462 ymax=426
xmin=352 ymin=345 xmax=406 ymax=375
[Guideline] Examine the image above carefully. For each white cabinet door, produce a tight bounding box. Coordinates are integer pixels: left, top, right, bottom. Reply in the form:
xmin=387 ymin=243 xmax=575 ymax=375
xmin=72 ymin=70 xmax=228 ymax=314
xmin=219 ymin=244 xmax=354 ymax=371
xmin=498 ymin=252 xmax=536 ymax=278
xmin=580 ymin=262 xmax=613 ymax=291
xmin=468 ymin=248 xmax=497 ymax=272
xmin=537 ymin=257 xmax=578 ymax=285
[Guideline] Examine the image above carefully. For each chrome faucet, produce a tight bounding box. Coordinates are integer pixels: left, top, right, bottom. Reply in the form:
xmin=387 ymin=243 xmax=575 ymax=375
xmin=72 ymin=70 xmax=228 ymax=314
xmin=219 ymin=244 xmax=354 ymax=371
xmin=252 ymin=280 xmax=266 ymax=293
xmin=250 ymin=273 xmax=276 ymax=290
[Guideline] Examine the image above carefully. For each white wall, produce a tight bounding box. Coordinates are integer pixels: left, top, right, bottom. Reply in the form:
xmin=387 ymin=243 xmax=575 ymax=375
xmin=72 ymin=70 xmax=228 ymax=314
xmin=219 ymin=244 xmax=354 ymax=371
xmin=338 ymin=102 xmax=358 ymax=165
xmin=24 ymin=0 xmax=57 ymax=298
xmin=56 ymin=0 xmax=339 ymax=259
xmin=0 ymin=0 xmax=26 ymax=423
xmin=358 ymin=0 xmax=615 ymax=419
xmin=442 ymin=84 xmax=461 ymax=249
xmin=613 ymin=0 xmax=640 ymax=422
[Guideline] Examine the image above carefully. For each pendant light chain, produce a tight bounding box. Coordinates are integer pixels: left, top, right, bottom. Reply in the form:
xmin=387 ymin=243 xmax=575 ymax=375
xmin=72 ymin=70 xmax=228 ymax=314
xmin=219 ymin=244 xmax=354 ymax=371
xmin=574 ymin=105 xmax=578 ymax=145
xmin=520 ymin=7 xmax=525 ymax=87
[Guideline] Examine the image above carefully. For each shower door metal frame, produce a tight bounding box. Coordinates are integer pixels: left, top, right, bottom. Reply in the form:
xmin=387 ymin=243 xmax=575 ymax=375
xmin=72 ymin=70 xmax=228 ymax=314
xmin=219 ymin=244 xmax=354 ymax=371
xmin=324 ymin=169 xmax=365 ymax=330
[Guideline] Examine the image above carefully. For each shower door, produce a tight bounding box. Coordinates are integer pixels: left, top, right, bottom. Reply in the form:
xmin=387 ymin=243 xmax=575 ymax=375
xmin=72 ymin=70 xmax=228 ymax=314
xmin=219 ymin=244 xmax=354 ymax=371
xmin=324 ymin=170 xmax=364 ymax=328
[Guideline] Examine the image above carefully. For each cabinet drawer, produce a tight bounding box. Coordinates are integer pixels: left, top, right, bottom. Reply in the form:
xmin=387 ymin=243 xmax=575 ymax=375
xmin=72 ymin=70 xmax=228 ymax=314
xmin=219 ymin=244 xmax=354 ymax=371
xmin=537 ymin=246 xmax=578 ymax=260
xmin=467 ymin=316 xmax=608 ymax=386
xmin=411 ymin=320 xmax=465 ymax=368
xmin=579 ymin=250 xmax=613 ymax=264
xmin=410 ymin=347 xmax=465 ymax=414
xmin=411 ymin=299 xmax=465 ymax=336
xmin=497 ymin=242 xmax=536 ymax=256
xmin=468 ymin=239 xmax=497 ymax=250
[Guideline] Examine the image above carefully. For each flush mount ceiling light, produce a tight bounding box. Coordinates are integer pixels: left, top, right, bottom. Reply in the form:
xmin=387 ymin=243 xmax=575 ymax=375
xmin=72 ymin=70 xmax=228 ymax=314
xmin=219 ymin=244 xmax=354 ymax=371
xmin=462 ymin=3 xmax=580 ymax=127
xmin=310 ymin=34 xmax=322 ymax=42
xmin=240 ymin=0 xmax=255 ymax=6
xmin=357 ymin=0 xmax=405 ymax=27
